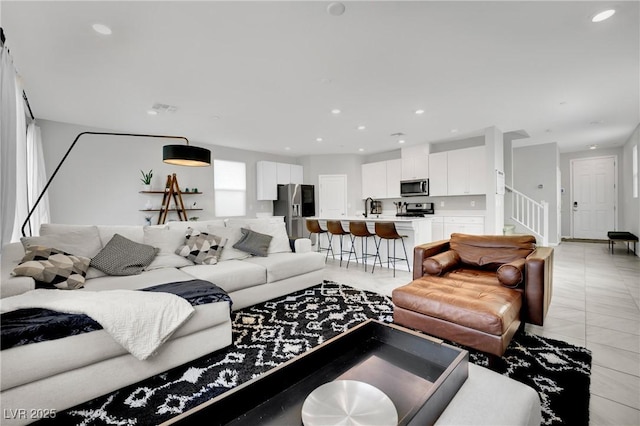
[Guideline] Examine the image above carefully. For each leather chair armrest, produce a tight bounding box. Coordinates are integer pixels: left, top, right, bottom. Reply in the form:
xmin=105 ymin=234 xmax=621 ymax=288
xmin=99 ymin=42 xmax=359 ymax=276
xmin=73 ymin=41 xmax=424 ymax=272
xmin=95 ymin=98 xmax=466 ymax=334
xmin=413 ymin=239 xmax=450 ymax=280
xmin=524 ymin=247 xmax=554 ymax=326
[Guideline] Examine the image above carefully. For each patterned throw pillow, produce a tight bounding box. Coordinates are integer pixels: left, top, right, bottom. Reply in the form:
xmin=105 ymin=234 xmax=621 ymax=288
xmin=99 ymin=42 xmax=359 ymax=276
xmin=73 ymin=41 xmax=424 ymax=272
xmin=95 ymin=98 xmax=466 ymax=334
xmin=12 ymin=246 xmax=91 ymax=290
xmin=175 ymin=229 xmax=227 ymax=265
xmin=90 ymin=234 xmax=159 ymax=276
xmin=232 ymin=228 xmax=273 ymax=257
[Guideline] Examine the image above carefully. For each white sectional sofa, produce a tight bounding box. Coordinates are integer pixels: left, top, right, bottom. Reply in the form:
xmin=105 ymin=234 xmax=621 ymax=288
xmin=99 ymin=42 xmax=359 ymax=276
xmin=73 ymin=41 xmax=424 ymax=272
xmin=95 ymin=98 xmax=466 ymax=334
xmin=0 ymin=217 xmax=325 ymax=425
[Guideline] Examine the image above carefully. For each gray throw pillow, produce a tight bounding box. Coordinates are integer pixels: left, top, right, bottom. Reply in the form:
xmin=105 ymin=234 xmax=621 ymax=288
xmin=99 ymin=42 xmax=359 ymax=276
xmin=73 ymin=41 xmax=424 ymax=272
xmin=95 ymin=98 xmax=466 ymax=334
xmin=232 ymin=228 xmax=272 ymax=257
xmin=90 ymin=234 xmax=159 ymax=276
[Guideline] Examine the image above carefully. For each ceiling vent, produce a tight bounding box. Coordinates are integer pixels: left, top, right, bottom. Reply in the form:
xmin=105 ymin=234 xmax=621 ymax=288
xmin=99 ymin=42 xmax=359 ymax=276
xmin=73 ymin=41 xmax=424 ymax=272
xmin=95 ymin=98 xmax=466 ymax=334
xmin=150 ymin=103 xmax=178 ymax=114
xmin=390 ymin=132 xmax=405 ymax=137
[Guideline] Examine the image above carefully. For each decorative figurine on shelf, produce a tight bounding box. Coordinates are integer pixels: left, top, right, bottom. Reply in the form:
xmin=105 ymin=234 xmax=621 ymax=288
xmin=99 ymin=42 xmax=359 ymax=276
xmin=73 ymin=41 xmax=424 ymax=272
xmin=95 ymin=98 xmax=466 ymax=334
xmin=140 ymin=169 xmax=153 ymax=191
xmin=192 ymin=201 xmax=197 ymax=209
xmin=144 ymin=215 xmax=152 ymax=226
xmin=194 ymin=188 xmax=198 ymax=193
xmin=184 ymin=188 xmax=190 ymax=193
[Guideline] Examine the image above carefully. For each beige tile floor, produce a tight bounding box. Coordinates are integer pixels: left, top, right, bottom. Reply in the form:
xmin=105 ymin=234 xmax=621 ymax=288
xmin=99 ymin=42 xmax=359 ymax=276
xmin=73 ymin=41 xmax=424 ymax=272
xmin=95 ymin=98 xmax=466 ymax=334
xmin=321 ymin=240 xmax=640 ymax=425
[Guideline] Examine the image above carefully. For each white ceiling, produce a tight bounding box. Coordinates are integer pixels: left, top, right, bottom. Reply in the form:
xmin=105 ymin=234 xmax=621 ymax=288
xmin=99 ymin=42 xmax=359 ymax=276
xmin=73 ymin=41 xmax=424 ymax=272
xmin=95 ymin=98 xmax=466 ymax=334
xmin=2 ymin=1 xmax=639 ymax=156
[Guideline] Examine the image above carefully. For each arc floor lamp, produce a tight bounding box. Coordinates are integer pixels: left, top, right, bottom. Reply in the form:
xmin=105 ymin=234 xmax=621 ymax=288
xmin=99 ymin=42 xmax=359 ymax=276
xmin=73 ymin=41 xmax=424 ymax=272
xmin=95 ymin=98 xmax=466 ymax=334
xmin=21 ymin=131 xmax=211 ymax=237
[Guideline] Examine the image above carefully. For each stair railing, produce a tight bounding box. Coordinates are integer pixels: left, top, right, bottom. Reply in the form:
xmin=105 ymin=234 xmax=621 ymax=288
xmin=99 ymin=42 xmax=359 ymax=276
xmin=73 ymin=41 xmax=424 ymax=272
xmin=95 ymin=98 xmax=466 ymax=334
xmin=505 ymin=185 xmax=549 ymax=246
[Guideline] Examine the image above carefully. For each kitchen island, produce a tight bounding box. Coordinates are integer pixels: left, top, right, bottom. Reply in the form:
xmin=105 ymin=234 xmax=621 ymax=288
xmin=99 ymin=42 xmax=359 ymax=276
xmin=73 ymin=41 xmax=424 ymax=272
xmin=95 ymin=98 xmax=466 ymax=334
xmin=308 ymin=216 xmax=434 ymax=272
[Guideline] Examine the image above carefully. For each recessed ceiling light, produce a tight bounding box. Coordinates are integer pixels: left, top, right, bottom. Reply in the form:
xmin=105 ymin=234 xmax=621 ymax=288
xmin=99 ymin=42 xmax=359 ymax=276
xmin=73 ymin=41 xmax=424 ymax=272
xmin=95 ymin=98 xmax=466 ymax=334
xmin=147 ymin=110 xmax=158 ymax=116
xmin=285 ymin=147 xmax=291 ymax=151
xmin=415 ymin=109 xmax=425 ymax=115
xmin=357 ymin=125 xmax=366 ymax=130
xmin=398 ymin=140 xmax=406 ymax=144
xmin=331 ymin=109 xmax=341 ymax=114
xmin=450 ymin=129 xmax=459 ymax=133
xmin=92 ymin=23 xmax=112 ymax=35
xmin=316 ymin=137 xmax=323 ymax=142
xmin=589 ymin=144 xmax=598 ymax=150
xmin=327 ymin=2 xmax=346 ymax=16
xmin=592 ymin=9 xmax=615 ymax=23
xmin=358 ymin=148 xmax=364 ymax=152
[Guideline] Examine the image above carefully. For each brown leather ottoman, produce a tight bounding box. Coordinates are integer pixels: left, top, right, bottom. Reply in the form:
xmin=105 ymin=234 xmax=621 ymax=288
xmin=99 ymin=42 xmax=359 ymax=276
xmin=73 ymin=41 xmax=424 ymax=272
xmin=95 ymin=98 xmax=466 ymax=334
xmin=392 ymin=269 xmax=523 ymax=357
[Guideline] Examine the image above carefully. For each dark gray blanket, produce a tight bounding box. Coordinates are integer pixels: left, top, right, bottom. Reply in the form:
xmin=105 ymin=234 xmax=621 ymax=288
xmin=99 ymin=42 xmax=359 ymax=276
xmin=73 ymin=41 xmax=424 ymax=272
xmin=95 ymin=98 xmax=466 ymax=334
xmin=1 ymin=279 xmax=231 ymax=350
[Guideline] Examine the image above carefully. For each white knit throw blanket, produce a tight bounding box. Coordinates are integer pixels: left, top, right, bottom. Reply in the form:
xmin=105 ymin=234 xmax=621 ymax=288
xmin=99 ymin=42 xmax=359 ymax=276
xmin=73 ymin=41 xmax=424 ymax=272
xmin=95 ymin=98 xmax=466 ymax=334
xmin=1 ymin=289 xmax=195 ymax=360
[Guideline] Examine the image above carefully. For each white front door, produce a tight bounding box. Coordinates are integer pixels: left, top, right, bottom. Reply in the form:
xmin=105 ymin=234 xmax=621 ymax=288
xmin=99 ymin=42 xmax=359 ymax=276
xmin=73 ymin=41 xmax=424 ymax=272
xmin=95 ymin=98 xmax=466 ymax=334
xmin=319 ymin=174 xmax=347 ymax=218
xmin=571 ymin=156 xmax=616 ymax=239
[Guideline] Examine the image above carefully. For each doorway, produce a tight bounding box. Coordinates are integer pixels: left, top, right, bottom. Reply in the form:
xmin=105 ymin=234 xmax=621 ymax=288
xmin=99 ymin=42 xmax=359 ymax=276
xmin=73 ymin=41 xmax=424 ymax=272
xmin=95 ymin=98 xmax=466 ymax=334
xmin=318 ymin=175 xmax=347 ymax=218
xmin=571 ymin=156 xmax=617 ymax=239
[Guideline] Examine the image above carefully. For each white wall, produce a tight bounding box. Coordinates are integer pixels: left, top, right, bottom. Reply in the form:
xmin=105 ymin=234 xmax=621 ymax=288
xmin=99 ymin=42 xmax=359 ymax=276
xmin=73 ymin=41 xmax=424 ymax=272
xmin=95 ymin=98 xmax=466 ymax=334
xmin=621 ymin=124 xmax=640 ymax=238
xmin=298 ymin=154 xmax=364 ymax=216
xmin=38 ymin=119 xmax=296 ymax=225
xmin=513 ymin=142 xmax=560 ymax=245
xmin=559 ymin=146 xmax=624 ymax=238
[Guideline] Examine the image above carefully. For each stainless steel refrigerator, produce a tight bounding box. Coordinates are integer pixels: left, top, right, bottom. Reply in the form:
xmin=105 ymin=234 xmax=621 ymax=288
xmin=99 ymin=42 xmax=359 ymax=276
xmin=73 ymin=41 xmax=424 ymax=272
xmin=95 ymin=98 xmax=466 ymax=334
xmin=273 ymin=184 xmax=315 ymax=238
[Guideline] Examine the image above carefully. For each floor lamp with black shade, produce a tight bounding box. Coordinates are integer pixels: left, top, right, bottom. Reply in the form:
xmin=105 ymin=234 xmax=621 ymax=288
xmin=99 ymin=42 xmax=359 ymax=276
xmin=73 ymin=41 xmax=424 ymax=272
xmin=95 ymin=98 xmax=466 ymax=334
xmin=21 ymin=131 xmax=211 ymax=237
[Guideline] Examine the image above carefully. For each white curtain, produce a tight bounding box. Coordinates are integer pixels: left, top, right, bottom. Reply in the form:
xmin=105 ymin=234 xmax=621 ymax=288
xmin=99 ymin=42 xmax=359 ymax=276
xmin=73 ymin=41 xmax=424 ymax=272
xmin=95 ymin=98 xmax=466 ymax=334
xmin=10 ymin=74 xmax=27 ymax=242
xmin=25 ymin=123 xmax=49 ymax=235
xmin=0 ymin=40 xmax=43 ymax=244
xmin=0 ymin=41 xmax=18 ymax=246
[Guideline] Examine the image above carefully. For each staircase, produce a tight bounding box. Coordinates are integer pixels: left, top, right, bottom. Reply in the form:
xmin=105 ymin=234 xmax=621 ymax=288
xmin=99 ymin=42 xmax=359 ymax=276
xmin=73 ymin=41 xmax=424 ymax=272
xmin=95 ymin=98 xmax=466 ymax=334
xmin=505 ymin=185 xmax=549 ymax=246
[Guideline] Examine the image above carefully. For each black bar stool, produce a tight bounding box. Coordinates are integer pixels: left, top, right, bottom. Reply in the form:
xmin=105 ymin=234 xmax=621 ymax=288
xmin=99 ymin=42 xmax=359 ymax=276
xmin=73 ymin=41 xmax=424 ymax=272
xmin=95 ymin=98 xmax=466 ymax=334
xmin=326 ymin=220 xmax=351 ymax=266
xmin=372 ymin=222 xmax=411 ymax=277
xmin=305 ymin=219 xmax=329 ymax=254
xmin=346 ymin=221 xmax=379 ymax=272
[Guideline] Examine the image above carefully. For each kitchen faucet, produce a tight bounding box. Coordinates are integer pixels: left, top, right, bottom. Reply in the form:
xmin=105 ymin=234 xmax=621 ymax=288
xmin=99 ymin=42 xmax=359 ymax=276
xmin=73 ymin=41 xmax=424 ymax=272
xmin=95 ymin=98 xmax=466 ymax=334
xmin=364 ymin=197 xmax=374 ymax=218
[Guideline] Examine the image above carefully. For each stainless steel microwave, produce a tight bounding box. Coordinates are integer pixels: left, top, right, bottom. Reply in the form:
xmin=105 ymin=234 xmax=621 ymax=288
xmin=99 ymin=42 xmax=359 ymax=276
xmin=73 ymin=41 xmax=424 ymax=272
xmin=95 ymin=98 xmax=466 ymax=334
xmin=400 ymin=179 xmax=429 ymax=197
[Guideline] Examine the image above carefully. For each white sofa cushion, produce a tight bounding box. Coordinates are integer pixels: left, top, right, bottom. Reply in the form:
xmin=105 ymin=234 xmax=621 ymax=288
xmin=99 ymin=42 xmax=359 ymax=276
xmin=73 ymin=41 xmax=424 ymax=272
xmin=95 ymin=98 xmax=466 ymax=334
xmin=207 ymin=225 xmax=251 ymax=261
xmin=248 ymin=221 xmax=292 ymax=254
xmin=166 ymin=220 xmax=226 ymax=233
xmin=244 ymin=251 xmax=326 ymax=283
xmin=82 ymin=268 xmax=194 ymax=292
xmin=143 ymin=227 xmax=194 ymax=270
xmin=32 ymin=224 xmax=103 ymax=258
xmin=179 ymin=260 xmax=266 ymax=293
xmin=97 ymin=225 xmax=145 ymax=246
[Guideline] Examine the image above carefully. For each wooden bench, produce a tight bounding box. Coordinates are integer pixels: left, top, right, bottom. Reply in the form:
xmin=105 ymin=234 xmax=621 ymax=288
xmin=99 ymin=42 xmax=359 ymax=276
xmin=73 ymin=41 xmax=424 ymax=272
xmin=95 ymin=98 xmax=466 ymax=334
xmin=607 ymin=231 xmax=638 ymax=255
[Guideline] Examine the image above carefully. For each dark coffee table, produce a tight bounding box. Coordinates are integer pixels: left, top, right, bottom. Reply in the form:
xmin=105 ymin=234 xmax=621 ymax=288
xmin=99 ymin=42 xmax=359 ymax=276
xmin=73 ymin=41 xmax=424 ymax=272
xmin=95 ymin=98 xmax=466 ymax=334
xmin=163 ymin=320 xmax=468 ymax=425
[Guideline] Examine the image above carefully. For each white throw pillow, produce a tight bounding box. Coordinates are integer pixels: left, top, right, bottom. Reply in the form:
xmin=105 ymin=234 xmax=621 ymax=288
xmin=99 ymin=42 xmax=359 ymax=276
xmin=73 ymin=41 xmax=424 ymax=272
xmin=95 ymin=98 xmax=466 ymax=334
xmin=36 ymin=224 xmax=103 ymax=257
xmin=249 ymin=221 xmax=292 ymax=254
xmin=143 ymin=227 xmax=194 ymax=270
xmin=207 ymin=225 xmax=251 ymax=261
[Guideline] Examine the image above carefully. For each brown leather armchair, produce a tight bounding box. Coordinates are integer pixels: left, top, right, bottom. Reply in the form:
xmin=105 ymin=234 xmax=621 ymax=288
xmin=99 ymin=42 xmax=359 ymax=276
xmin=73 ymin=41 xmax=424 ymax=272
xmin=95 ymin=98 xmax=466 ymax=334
xmin=393 ymin=233 xmax=553 ymax=356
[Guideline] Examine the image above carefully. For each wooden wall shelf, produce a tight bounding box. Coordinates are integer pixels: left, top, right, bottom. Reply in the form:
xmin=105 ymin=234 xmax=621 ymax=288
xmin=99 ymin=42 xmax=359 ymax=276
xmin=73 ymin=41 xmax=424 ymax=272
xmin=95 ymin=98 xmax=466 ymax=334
xmin=140 ymin=191 xmax=202 ymax=194
xmin=139 ymin=208 xmax=203 ymax=212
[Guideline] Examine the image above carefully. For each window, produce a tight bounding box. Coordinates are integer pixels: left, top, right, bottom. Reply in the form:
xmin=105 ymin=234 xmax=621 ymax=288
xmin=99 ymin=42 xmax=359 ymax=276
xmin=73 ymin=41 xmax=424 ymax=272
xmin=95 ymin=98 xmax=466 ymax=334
xmin=633 ymin=144 xmax=638 ymax=198
xmin=214 ymin=160 xmax=246 ymax=217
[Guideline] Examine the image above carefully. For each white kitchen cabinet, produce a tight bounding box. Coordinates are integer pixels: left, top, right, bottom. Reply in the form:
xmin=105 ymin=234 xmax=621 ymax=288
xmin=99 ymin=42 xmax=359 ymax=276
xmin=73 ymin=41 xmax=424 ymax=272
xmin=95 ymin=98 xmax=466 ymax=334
xmin=257 ymin=161 xmax=304 ymax=200
xmin=256 ymin=161 xmax=278 ymax=200
xmin=386 ymin=159 xmax=402 ymax=198
xmin=362 ymin=159 xmax=402 ymax=199
xmin=290 ymin=164 xmax=304 ymax=184
xmin=362 ymin=161 xmax=387 ymax=199
xmin=401 ymin=144 xmax=429 ymax=180
xmin=447 ymin=146 xmax=486 ymax=195
xmin=428 ymin=152 xmax=448 ymax=196
xmin=431 ymin=217 xmax=444 ymax=241
xmin=276 ymin=162 xmax=291 ymax=184
xmin=443 ymin=216 xmax=485 ymax=237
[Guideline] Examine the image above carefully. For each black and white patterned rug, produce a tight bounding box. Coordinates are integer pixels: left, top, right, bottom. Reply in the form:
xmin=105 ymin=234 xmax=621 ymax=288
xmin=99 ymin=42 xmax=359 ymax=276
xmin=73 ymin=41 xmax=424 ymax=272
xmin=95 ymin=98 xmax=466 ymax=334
xmin=41 ymin=281 xmax=591 ymax=426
